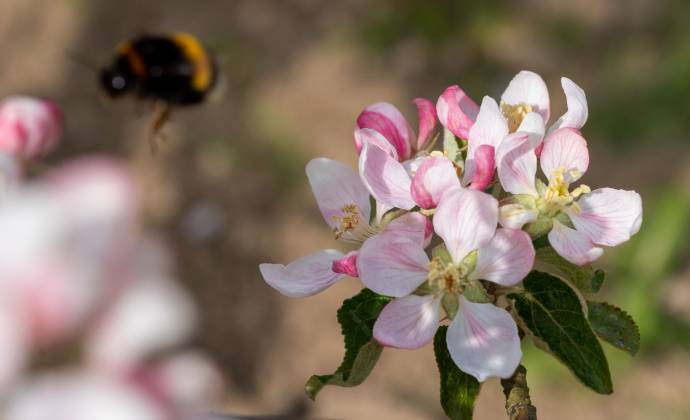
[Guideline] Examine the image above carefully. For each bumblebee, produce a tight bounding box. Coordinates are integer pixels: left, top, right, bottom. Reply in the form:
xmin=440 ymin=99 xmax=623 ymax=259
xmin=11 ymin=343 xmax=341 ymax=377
xmin=99 ymin=33 xmax=218 ymax=152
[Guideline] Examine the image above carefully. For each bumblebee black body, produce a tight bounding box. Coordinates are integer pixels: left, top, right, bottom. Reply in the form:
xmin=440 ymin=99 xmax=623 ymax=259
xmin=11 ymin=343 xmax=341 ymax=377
xmin=100 ymin=33 xmax=217 ymax=105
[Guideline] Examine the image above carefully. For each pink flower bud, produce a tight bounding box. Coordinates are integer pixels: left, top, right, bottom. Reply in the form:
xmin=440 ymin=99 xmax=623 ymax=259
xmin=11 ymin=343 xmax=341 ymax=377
xmin=0 ymin=96 xmax=62 ymax=161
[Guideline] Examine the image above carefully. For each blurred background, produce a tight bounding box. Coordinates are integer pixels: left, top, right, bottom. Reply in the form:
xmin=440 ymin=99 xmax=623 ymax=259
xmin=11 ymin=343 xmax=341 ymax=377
xmin=2 ymin=0 xmax=689 ymax=418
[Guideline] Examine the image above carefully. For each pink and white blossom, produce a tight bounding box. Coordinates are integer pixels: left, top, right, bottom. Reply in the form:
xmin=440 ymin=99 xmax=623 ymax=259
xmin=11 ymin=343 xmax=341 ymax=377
xmin=0 ymin=96 xmax=62 ymax=162
xmin=357 ymin=189 xmax=534 ymax=381
xmin=496 ymin=127 xmax=642 ymax=265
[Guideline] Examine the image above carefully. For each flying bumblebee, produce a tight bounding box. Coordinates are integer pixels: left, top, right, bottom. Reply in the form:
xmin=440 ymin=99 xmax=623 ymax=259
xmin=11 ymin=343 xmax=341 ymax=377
xmin=99 ymin=33 xmax=219 ymax=152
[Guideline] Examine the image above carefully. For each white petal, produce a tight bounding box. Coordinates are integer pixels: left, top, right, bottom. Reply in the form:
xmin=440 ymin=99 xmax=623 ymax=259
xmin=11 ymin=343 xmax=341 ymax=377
xmin=540 ymin=128 xmax=589 ymax=184
xmin=259 ymin=249 xmax=344 ymax=298
xmin=354 ymin=128 xmax=399 ymax=159
xmin=465 ymin=96 xmax=508 ymax=183
xmin=496 ymin=132 xmax=538 ymax=196
xmin=306 ymin=158 xmax=372 ymax=229
xmin=567 ymin=188 xmax=642 ymax=247
xmin=6 ymin=372 xmax=167 ymax=420
xmin=501 ymin=70 xmax=550 ymax=123
xmin=471 ymin=228 xmax=535 ymax=286
xmin=548 ymin=220 xmax=603 ymax=266
xmin=359 ymin=141 xmax=415 ymax=210
xmin=87 ymin=275 xmax=197 ymax=371
xmin=447 ymin=297 xmax=522 ymax=381
xmin=373 ymin=294 xmax=441 ymax=349
xmin=550 ymin=77 xmax=588 ymax=132
xmin=499 ymin=204 xmax=538 ymax=229
xmin=357 ymin=230 xmax=429 ymax=298
xmin=434 ymin=189 xmax=498 ymax=264
xmin=516 ymin=112 xmax=545 ymax=148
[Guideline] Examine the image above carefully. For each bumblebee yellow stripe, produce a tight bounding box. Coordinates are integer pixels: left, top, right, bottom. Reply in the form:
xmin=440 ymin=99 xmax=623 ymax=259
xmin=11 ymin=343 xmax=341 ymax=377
xmin=170 ymin=33 xmax=212 ymax=92
xmin=116 ymin=41 xmax=147 ymax=79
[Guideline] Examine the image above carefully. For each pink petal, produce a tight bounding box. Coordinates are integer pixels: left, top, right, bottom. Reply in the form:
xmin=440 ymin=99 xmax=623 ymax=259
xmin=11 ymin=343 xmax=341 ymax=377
xmin=436 ymin=85 xmax=480 ymax=139
xmin=468 ymin=144 xmax=495 ymax=191
xmin=87 ymin=275 xmax=197 ymax=372
xmin=464 ymin=96 xmax=508 ymax=184
xmin=550 ymin=77 xmax=588 ymax=132
xmin=259 ymin=249 xmax=344 ymax=298
xmin=471 ymin=228 xmax=535 ymax=286
xmin=0 ymin=96 xmax=62 ymax=161
xmin=410 ymin=156 xmax=461 ymax=209
xmin=332 ymin=250 xmax=359 ymax=277
xmin=548 ymin=220 xmax=604 ymax=266
xmin=434 ymin=189 xmax=498 ymax=264
xmin=359 ymin=141 xmax=415 ymax=210
xmin=540 ymin=127 xmax=589 ymax=184
xmin=501 ymin=70 xmax=550 ymax=123
xmin=384 ymin=211 xmax=430 ymax=245
xmin=413 ymin=97 xmax=438 ymax=149
xmin=567 ymin=188 xmax=642 ymax=247
xmin=499 ymin=204 xmax=538 ymax=229
xmin=447 ymin=297 xmax=522 ymax=381
xmin=357 ymin=230 xmax=429 ymax=298
xmin=306 ymin=157 xmax=372 ymax=229
xmin=356 ymin=102 xmax=414 ymax=160
xmin=373 ymin=294 xmax=441 ymax=349
xmin=496 ymin=132 xmax=538 ymax=196
xmin=516 ymin=112 xmax=545 ymax=148
xmin=354 ymin=128 xmax=399 ymax=159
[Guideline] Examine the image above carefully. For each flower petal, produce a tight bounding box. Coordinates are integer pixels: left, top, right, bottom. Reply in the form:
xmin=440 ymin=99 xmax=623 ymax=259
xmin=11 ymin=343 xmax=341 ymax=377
xmin=567 ymin=188 xmax=643 ymax=247
xmin=373 ymin=294 xmax=441 ymax=349
xmin=467 ymin=144 xmax=495 ymax=191
xmin=357 ymin=230 xmax=429 ymax=298
xmin=471 ymin=228 xmax=535 ymax=286
xmin=354 ymin=128 xmax=399 ymax=159
xmin=331 ymin=250 xmax=359 ymax=277
xmin=550 ymin=77 xmax=588 ymax=132
xmin=436 ymin=85 xmax=480 ymax=139
xmin=447 ymin=297 xmax=522 ymax=381
xmin=359 ymin=141 xmax=415 ymax=210
xmin=540 ymin=127 xmax=589 ymax=184
xmin=496 ymin=132 xmax=538 ymax=196
xmin=434 ymin=189 xmax=498 ymax=264
xmin=499 ymin=204 xmax=538 ymax=229
xmin=259 ymin=249 xmax=344 ymax=298
xmin=516 ymin=112 xmax=545 ymax=148
xmin=356 ymin=102 xmax=414 ymax=160
xmin=501 ymin=70 xmax=550 ymax=123
xmin=413 ymin=97 xmax=438 ymax=149
xmin=410 ymin=156 xmax=461 ymax=209
xmin=306 ymin=157 xmax=372 ymax=229
xmin=464 ymin=96 xmax=508 ymax=184
xmin=548 ymin=220 xmax=603 ymax=266
xmin=385 ymin=211 xmax=430 ymax=245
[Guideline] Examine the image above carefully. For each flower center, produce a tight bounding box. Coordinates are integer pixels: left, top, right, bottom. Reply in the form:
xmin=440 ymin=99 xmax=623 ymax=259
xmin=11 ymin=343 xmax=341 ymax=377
xmin=501 ymin=101 xmax=533 ymax=133
xmin=331 ymin=203 xmax=378 ymax=243
xmin=427 ymin=257 xmax=468 ymax=295
xmin=538 ymin=167 xmax=590 ymax=216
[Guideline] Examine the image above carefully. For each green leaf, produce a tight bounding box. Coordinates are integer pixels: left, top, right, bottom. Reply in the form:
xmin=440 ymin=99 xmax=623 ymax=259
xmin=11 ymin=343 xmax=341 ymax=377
xmin=509 ymin=271 xmax=613 ymax=394
xmin=434 ymin=326 xmax=481 ymax=420
xmin=304 ymin=289 xmax=391 ymax=400
xmin=534 ymin=246 xmax=605 ymax=293
xmin=443 ymin=128 xmax=464 ymax=166
xmin=587 ymin=301 xmax=640 ymax=356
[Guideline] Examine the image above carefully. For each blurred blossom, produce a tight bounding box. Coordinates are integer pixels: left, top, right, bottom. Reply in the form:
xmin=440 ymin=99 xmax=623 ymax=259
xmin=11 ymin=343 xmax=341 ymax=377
xmin=0 ymin=96 xmax=62 ymax=162
xmin=0 ymin=154 xmax=220 ymax=418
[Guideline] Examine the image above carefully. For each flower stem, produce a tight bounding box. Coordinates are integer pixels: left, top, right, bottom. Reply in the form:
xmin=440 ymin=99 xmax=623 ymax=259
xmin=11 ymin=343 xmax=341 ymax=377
xmin=501 ymin=365 xmax=537 ymax=420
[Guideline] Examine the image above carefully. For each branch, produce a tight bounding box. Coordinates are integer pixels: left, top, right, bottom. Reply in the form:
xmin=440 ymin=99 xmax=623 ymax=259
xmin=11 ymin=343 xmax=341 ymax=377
xmin=501 ymin=365 xmax=537 ymax=420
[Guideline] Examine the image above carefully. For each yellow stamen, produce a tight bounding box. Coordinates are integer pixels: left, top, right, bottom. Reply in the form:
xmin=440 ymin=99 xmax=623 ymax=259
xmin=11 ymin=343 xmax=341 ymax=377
xmin=501 ymin=101 xmax=534 ymax=133
xmin=331 ymin=204 xmax=361 ymax=240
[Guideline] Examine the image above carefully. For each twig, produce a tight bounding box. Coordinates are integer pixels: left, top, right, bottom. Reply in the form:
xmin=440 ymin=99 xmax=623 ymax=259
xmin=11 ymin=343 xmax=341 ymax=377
xmin=500 ymin=365 xmax=537 ymax=420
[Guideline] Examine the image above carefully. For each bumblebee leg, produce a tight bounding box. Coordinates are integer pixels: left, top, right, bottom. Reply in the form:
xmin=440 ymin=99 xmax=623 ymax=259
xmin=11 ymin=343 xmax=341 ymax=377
xmin=148 ymin=101 xmax=171 ymax=154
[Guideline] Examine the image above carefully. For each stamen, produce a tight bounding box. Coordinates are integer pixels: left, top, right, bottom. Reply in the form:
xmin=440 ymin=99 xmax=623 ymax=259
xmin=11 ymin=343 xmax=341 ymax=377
xmin=331 ymin=203 xmax=379 ymax=244
xmin=501 ymin=101 xmax=534 ymax=133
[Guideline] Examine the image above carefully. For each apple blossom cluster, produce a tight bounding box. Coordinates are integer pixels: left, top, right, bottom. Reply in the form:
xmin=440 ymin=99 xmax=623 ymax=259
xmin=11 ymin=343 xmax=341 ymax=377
xmin=260 ymin=71 xmax=642 ymax=395
xmin=0 ymin=96 xmax=221 ymax=420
